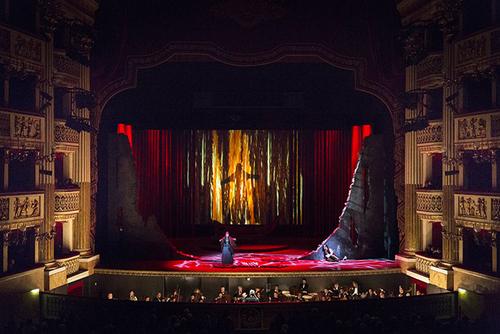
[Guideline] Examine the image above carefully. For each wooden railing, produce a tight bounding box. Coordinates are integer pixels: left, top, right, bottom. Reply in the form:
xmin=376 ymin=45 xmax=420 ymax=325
xmin=455 ymin=26 xmax=500 ymax=69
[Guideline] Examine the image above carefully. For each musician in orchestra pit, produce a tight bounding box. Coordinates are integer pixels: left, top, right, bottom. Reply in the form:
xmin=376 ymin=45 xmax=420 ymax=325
xmin=219 ymin=231 xmax=236 ymax=265
xmin=233 ymin=286 xmax=245 ymax=303
xmin=299 ymin=278 xmax=309 ymax=294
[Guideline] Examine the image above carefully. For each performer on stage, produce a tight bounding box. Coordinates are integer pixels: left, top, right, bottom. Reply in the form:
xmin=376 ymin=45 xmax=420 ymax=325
xmin=322 ymin=244 xmax=345 ymax=262
xmin=219 ymin=231 xmax=236 ymax=265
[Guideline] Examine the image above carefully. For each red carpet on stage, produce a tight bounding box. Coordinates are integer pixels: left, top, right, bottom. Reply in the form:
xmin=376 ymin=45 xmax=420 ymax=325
xmin=114 ymin=248 xmax=398 ymax=273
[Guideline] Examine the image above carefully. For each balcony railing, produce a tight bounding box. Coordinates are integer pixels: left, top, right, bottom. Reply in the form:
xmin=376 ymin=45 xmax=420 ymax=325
xmin=0 ymin=110 xmax=45 ymax=145
xmin=0 ymin=191 xmax=44 ymax=229
xmin=54 ymin=119 xmax=79 ymax=150
xmin=454 ymin=111 xmax=500 ymax=148
xmin=0 ymin=24 xmax=44 ymax=66
xmin=416 ymin=189 xmax=443 ymax=217
xmin=53 ymin=50 xmax=81 ymax=80
xmin=417 ymin=120 xmax=443 ymax=152
xmin=454 ymin=26 xmax=500 ymax=69
xmin=415 ymin=53 xmax=443 ymax=88
xmin=55 ymin=253 xmax=80 ymax=276
xmin=415 ymin=253 xmax=441 ymax=275
xmin=454 ymin=192 xmax=500 ymax=229
xmin=54 ymin=189 xmax=80 ymax=215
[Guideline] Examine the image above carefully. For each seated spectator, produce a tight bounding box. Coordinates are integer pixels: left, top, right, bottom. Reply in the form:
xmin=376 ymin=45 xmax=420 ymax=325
xmin=154 ymin=292 xmax=164 ymax=302
xmin=129 ymin=290 xmax=138 ymax=301
xmin=244 ymin=289 xmax=260 ymax=302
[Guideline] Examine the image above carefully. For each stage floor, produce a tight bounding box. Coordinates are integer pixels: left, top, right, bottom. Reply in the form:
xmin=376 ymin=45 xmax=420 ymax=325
xmin=100 ymin=247 xmax=400 ymax=274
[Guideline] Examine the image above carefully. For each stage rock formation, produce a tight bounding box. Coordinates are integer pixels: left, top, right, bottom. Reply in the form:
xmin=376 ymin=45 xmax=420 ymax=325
xmin=303 ymin=134 xmax=390 ymax=260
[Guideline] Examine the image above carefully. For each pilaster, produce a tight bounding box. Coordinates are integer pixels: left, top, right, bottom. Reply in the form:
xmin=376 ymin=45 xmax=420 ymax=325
xmin=404 ymin=65 xmax=423 ymax=252
xmin=441 ymin=34 xmax=459 ymax=263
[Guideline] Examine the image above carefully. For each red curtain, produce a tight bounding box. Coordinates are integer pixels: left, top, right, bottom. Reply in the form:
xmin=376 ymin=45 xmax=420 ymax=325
xmin=132 ymin=129 xmax=192 ymax=236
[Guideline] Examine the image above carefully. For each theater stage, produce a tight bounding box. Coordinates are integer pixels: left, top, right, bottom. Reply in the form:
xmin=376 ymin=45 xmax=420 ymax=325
xmin=97 ymin=244 xmax=400 ymax=276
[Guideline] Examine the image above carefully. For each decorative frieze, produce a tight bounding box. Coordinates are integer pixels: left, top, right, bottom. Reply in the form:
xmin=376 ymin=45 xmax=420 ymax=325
xmin=417 ymin=122 xmax=443 ymax=145
xmin=416 ymin=190 xmax=443 ymax=214
xmin=455 ymin=193 xmax=500 ymax=229
xmin=56 ymin=254 xmax=80 ymax=276
xmin=416 ymin=54 xmax=443 ymax=86
xmin=0 ymin=192 xmax=44 ymax=227
xmin=0 ymin=111 xmax=45 ymax=143
xmin=457 ymin=117 xmax=486 ymax=140
xmin=14 ymin=115 xmax=42 ymax=140
xmin=456 ymin=35 xmax=487 ymax=65
xmin=457 ymin=196 xmax=487 ymax=219
xmin=454 ymin=112 xmax=500 ymax=149
xmin=54 ymin=53 xmax=80 ymax=78
xmin=0 ymin=25 xmax=43 ymax=65
xmin=415 ymin=253 xmax=440 ymax=275
xmin=54 ymin=121 xmax=79 ymax=145
xmin=54 ymin=190 xmax=80 ymax=214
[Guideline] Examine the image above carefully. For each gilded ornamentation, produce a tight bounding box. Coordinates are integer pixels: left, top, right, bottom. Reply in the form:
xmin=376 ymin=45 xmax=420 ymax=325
xmin=14 ymin=115 xmax=42 ymax=140
xmin=13 ymin=196 xmax=40 ymax=219
xmin=435 ymin=0 xmax=462 ymax=39
xmin=0 ymin=113 xmax=10 ymax=137
xmin=491 ymin=199 xmax=500 ymax=221
xmin=457 ymin=35 xmax=487 ymax=65
xmin=0 ymin=28 xmax=10 ymax=53
xmin=457 ymin=196 xmax=487 ymax=219
xmin=54 ymin=191 xmax=80 ymax=213
xmin=415 ymin=254 xmax=440 ymax=274
xmin=0 ymin=198 xmax=8 ymax=221
xmin=55 ymin=122 xmax=79 ymax=144
xmin=491 ymin=114 xmax=500 ymax=138
xmin=417 ymin=123 xmax=442 ymax=145
xmin=54 ymin=54 xmax=80 ymax=78
xmin=416 ymin=192 xmax=443 ymax=213
xmin=416 ymin=55 xmax=443 ymax=80
xmin=457 ymin=117 xmax=486 ymax=140
xmin=13 ymin=35 xmax=42 ymax=62
xmin=400 ymin=25 xmax=426 ymax=65
xmin=58 ymin=256 xmax=80 ymax=276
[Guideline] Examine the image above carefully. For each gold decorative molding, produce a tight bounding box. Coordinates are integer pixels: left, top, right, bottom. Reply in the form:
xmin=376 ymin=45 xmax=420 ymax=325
xmin=54 ymin=120 xmax=79 ymax=151
xmin=0 ymin=191 xmax=44 ymax=227
xmin=454 ymin=192 xmax=500 ymax=231
xmin=94 ymin=267 xmax=402 ymax=278
xmin=54 ymin=189 xmax=80 ymax=214
xmin=56 ymin=253 xmax=80 ymax=276
xmin=454 ymin=111 xmax=500 ymax=149
xmin=416 ymin=53 xmax=443 ymax=88
xmin=414 ymin=253 xmax=440 ymax=275
xmin=417 ymin=121 xmax=443 ymax=150
xmin=416 ymin=189 xmax=443 ymax=216
xmin=0 ymin=110 xmax=45 ymax=145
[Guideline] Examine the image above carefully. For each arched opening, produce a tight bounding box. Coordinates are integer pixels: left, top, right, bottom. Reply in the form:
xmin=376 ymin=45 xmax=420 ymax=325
xmin=96 ymin=60 xmax=397 ymax=262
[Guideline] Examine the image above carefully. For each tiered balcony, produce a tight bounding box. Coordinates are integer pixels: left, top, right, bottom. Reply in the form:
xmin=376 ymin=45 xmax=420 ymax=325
xmin=417 ymin=120 xmax=443 ymax=153
xmin=54 ymin=119 xmax=80 ymax=151
xmin=454 ymin=111 xmax=500 ymax=149
xmin=53 ymin=49 xmax=81 ymax=85
xmin=414 ymin=253 xmax=441 ymax=276
xmin=0 ymin=110 xmax=45 ymax=147
xmin=0 ymin=24 xmax=45 ymax=68
xmin=54 ymin=188 xmax=80 ymax=219
xmin=55 ymin=252 xmax=81 ymax=276
xmin=0 ymin=190 xmax=44 ymax=231
xmin=454 ymin=191 xmax=500 ymax=230
xmin=454 ymin=26 xmax=500 ymax=71
xmin=416 ymin=189 xmax=443 ymax=220
xmin=415 ymin=53 xmax=443 ymax=88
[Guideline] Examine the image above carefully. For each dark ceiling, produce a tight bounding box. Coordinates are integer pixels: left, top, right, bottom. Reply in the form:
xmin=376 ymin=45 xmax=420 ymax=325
xmin=102 ymin=61 xmax=389 ymax=130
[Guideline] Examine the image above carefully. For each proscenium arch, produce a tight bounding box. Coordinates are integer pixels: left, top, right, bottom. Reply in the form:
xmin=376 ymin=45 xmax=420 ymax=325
xmin=91 ymin=42 xmax=405 ymax=250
